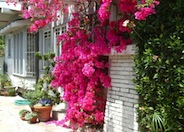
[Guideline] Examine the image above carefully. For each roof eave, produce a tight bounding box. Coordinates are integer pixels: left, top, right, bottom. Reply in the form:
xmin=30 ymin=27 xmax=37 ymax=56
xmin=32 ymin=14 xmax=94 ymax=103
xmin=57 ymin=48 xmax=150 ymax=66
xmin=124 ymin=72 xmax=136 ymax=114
xmin=0 ymin=19 xmax=30 ymax=35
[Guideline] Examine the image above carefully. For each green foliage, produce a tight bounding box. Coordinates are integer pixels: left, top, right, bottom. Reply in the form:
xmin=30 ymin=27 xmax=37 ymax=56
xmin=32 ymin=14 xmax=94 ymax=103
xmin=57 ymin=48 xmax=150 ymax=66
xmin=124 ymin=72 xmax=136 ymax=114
xmin=0 ymin=36 xmax=5 ymax=56
xmin=8 ymin=88 xmax=15 ymax=96
xmin=152 ymin=112 xmax=165 ymax=132
xmin=25 ymin=112 xmax=37 ymax=120
xmin=19 ymin=109 xmax=30 ymax=117
xmin=24 ymin=52 xmax=60 ymax=106
xmin=0 ymin=74 xmax=12 ymax=88
xmin=134 ymin=0 xmax=184 ymax=131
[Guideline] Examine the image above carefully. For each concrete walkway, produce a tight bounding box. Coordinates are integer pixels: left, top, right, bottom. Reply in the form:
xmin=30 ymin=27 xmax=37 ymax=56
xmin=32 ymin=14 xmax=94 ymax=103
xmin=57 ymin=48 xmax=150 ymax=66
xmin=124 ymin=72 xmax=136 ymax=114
xmin=0 ymin=96 xmax=72 ymax=132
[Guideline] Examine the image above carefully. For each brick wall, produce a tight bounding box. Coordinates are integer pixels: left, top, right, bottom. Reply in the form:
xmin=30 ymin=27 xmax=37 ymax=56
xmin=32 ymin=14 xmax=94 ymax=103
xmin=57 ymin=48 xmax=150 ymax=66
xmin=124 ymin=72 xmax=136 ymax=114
xmin=104 ymin=55 xmax=139 ymax=132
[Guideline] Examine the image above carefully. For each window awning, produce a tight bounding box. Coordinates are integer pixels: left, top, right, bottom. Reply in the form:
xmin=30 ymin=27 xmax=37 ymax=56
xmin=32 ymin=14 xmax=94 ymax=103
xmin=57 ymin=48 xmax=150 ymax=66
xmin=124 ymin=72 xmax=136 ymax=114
xmin=0 ymin=19 xmax=31 ymax=35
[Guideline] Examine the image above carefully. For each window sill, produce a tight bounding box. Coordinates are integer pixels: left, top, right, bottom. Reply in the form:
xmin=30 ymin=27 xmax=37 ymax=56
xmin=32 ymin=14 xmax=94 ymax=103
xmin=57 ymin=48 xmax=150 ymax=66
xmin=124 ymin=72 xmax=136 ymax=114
xmin=13 ymin=73 xmax=35 ymax=78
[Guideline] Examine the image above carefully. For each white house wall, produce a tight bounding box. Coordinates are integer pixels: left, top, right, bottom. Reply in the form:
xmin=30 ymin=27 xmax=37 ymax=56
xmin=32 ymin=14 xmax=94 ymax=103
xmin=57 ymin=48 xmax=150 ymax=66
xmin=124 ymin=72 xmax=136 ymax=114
xmin=104 ymin=46 xmax=139 ymax=132
xmin=4 ymin=28 xmax=36 ymax=89
xmin=10 ymin=75 xmax=36 ymax=90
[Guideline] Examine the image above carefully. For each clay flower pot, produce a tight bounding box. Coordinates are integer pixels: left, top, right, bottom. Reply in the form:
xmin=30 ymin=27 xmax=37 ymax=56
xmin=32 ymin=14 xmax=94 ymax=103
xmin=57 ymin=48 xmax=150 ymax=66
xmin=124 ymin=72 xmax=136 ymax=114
xmin=19 ymin=109 xmax=30 ymax=121
xmin=29 ymin=116 xmax=38 ymax=124
xmin=33 ymin=105 xmax=52 ymax=122
xmin=25 ymin=112 xmax=38 ymax=124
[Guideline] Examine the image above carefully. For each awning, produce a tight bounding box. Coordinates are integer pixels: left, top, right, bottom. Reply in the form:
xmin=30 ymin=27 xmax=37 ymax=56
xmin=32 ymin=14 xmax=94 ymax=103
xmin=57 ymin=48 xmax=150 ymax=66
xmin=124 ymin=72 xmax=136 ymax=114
xmin=0 ymin=19 xmax=31 ymax=35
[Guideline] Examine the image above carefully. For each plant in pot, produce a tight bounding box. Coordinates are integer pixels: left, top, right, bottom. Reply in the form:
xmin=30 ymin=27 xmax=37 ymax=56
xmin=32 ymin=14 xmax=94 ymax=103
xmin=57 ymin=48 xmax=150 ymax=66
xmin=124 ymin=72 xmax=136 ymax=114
xmin=25 ymin=112 xmax=38 ymax=124
xmin=0 ymin=74 xmax=12 ymax=89
xmin=19 ymin=109 xmax=30 ymax=121
xmin=8 ymin=88 xmax=16 ymax=96
xmin=23 ymin=52 xmax=61 ymax=122
xmin=0 ymin=74 xmax=12 ymax=96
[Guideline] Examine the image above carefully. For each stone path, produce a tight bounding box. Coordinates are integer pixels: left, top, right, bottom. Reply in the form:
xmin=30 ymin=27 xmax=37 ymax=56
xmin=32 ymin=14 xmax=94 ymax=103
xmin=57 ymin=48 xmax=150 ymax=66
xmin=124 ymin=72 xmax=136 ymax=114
xmin=0 ymin=96 xmax=72 ymax=132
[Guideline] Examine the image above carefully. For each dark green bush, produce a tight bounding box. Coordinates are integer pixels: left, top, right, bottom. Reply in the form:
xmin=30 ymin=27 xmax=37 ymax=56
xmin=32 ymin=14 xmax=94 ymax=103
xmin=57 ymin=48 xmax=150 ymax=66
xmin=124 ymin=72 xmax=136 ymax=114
xmin=133 ymin=0 xmax=184 ymax=131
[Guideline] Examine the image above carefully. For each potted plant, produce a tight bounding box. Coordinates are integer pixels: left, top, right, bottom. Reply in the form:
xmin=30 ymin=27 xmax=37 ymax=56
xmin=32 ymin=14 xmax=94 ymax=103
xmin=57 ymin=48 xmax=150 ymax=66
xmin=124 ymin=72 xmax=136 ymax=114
xmin=23 ymin=52 xmax=61 ymax=122
xmin=24 ymin=81 xmax=61 ymax=122
xmin=33 ymin=98 xmax=54 ymax=122
xmin=25 ymin=112 xmax=38 ymax=124
xmin=0 ymin=74 xmax=13 ymax=96
xmin=0 ymin=74 xmax=12 ymax=89
xmin=8 ymin=88 xmax=16 ymax=96
xmin=19 ymin=109 xmax=30 ymax=120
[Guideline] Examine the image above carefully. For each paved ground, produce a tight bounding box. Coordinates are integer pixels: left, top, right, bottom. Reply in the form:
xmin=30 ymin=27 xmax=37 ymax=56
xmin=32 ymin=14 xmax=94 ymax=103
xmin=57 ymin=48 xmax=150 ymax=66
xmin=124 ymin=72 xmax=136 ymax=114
xmin=0 ymin=96 xmax=73 ymax=132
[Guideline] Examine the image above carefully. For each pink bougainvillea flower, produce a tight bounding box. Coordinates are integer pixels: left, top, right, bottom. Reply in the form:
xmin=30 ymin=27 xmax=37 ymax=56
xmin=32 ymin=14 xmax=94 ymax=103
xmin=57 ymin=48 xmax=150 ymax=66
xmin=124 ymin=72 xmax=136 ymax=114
xmin=22 ymin=9 xmax=30 ymax=19
xmin=135 ymin=7 xmax=156 ymax=20
xmin=82 ymin=62 xmax=95 ymax=77
xmin=98 ymin=0 xmax=111 ymax=24
xmin=153 ymin=0 xmax=160 ymax=5
xmin=29 ymin=23 xmax=38 ymax=32
xmin=119 ymin=0 xmax=137 ymax=13
xmin=95 ymin=111 xmax=104 ymax=123
xmin=135 ymin=0 xmax=160 ymax=20
xmin=153 ymin=55 xmax=158 ymax=61
xmin=119 ymin=19 xmax=132 ymax=33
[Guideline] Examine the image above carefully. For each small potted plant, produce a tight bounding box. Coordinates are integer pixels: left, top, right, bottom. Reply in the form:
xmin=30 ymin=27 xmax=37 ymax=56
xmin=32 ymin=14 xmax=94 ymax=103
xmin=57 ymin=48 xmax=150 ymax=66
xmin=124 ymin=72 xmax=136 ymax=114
xmin=23 ymin=52 xmax=61 ymax=122
xmin=33 ymin=98 xmax=54 ymax=122
xmin=19 ymin=109 xmax=30 ymax=120
xmin=25 ymin=112 xmax=38 ymax=124
xmin=8 ymin=88 xmax=16 ymax=96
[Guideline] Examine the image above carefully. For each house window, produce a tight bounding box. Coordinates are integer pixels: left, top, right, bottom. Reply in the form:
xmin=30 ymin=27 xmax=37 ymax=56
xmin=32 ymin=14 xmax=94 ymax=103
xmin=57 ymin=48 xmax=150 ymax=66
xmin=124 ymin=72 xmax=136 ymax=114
xmin=54 ymin=25 xmax=66 ymax=56
xmin=14 ymin=32 xmax=23 ymax=75
xmin=26 ymin=33 xmax=36 ymax=76
xmin=42 ymin=30 xmax=51 ymax=69
xmin=8 ymin=39 xmax=11 ymax=58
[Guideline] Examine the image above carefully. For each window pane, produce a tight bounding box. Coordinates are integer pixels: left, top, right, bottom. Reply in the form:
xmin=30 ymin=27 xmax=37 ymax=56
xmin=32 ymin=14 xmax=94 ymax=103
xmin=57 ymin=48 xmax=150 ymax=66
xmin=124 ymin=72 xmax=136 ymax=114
xmin=26 ymin=33 xmax=36 ymax=76
xmin=20 ymin=32 xmax=23 ymax=74
xmin=14 ymin=35 xmax=17 ymax=73
xmin=17 ymin=34 xmax=19 ymax=73
xmin=54 ymin=25 xmax=66 ymax=56
xmin=43 ymin=30 xmax=51 ymax=68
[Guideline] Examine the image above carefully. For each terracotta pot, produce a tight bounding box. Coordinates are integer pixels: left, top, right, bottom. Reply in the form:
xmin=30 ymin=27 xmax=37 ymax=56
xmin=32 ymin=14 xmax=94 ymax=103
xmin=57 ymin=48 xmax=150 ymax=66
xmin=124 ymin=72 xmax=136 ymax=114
xmin=29 ymin=116 xmax=38 ymax=124
xmin=20 ymin=116 xmax=26 ymax=121
xmin=33 ymin=106 xmax=52 ymax=122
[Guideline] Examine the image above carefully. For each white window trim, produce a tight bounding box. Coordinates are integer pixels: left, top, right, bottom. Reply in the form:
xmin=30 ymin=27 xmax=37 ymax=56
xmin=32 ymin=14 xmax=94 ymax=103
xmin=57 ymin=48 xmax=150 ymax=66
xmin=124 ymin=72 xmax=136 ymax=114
xmin=53 ymin=24 xmax=67 ymax=56
xmin=13 ymin=32 xmax=24 ymax=75
xmin=41 ymin=30 xmax=51 ymax=69
xmin=26 ymin=32 xmax=36 ymax=76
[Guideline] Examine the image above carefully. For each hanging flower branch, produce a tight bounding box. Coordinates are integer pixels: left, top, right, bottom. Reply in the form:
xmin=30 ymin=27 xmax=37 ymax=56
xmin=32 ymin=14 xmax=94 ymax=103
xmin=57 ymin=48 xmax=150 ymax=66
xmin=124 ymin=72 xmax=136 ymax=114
xmin=7 ymin=0 xmax=159 ymax=130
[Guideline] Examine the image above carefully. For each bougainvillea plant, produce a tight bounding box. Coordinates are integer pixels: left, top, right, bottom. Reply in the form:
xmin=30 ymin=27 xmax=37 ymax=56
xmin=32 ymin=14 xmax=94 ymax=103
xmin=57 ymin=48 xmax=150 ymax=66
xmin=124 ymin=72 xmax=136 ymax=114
xmin=7 ymin=0 xmax=159 ymax=130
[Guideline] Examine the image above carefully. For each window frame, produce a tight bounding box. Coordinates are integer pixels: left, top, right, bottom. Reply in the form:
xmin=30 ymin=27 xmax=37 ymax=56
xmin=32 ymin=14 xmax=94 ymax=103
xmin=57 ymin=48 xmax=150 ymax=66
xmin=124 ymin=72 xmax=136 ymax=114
xmin=41 ymin=30 xmax=51 ymax=69
xmin=54 ymin=24 xmax=67 ymax=56
xmin=26 ymin=32 xmax=36 ymax=76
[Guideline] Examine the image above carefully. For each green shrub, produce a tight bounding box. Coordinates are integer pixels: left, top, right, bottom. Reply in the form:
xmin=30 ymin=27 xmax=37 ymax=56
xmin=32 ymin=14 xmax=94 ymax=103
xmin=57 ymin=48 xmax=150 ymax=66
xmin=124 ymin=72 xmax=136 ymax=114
xmin=134 ymin=0 xmax=184 ymax=131
xmin=8 ymin=88 xmax=15 ymax=96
